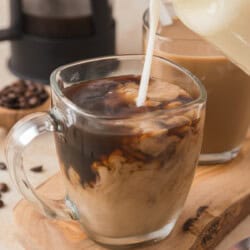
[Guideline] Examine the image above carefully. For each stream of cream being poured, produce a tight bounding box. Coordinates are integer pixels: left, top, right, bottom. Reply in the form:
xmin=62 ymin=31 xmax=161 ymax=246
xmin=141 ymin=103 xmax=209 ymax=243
xmin=136 ymin=0 xmax=161 ymax=107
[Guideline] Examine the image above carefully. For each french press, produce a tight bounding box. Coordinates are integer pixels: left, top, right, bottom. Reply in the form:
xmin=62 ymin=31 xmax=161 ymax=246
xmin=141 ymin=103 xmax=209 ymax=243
xmin=0 ymin=0 xmax=115 ymax=83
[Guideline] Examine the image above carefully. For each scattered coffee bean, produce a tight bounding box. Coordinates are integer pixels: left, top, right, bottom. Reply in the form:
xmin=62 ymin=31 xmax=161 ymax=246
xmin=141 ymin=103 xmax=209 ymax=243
xmin=0 ymin=162 xmax=7 ymax=170
xmin=0 ymin=80 xmax=48 ymax=110
xmin=0 ymin=183 xmax=9 ymax=192
xmin=0 ymin=200 xmax=4 ymax=208
xmin=196 ymin=206 xmax=209 ymax=218
xmin=183 ymin=217 xmax=197 ymax=232
xmin=30 ymin=165 xmax=43 ymax=173
xmin=183 ymin=205 xmax=209 ymax=232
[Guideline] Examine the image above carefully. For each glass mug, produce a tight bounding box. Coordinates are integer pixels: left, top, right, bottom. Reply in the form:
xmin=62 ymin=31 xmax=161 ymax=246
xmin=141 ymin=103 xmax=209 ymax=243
xmin=143 ymin=2 xmax=250 ymax=164
xmin=6 ymin=55 xmax=206 ymax=248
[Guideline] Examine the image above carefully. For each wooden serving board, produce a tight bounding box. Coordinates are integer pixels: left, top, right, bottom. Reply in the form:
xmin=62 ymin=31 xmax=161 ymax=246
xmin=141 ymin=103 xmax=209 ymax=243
xmin=14 ymin=137 xmax=250 ymax=250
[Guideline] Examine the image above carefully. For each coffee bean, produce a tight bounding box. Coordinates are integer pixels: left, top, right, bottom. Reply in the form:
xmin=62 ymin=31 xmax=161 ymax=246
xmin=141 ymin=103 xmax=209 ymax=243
xmin=17 ymin=80 xmax=26 ymax=86
xmin=25 ymin=91 xmax=34 ymax=98
xmin=19 ymin=101 xmax=27 ymax=109
xmin=13 ymin=86 xmax=24 ymax=94
xmin=28 ymin=85 xmax=36 ymax=91
xmin=196 ymin=206 xmax=208 ymax=218
xmin=183 ymin=217 xmax=197 ymax=232
xmin=36 ymin=85 xmax=43 ymax=93
xmin=0 ymin=80 xmax=48 ymax=110
xmin=30 ymin=165 xmax=43 ymax=173
xmin=18 ymin=96 xmax=25 ymax=103
xmin=0 ymin=200 xmax=4 ymax=208
xmin=0 ymin=162 xmax=7 ymax=170
xmin=1 ymin=96 xmax=8 ymax=102
xmin=7 ymin=92 xmax=17 ymax=100
xmin=28 ymin=97 xmax=39 ymax=107
xmin=0 ymin=183 xmax=9 ymax=192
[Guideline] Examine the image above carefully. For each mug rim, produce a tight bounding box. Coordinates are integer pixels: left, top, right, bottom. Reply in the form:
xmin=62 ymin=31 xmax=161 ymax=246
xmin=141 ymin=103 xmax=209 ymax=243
xmin=50 ymin=55 xmax=207 ymax=120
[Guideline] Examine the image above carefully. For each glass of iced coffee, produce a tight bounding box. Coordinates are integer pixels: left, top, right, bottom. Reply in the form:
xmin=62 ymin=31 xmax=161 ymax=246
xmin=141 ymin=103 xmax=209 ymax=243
xmin=143 ymin=1 xmax=250 ymax=164
xmin=6 ymin=55 xmax=206 ymax=248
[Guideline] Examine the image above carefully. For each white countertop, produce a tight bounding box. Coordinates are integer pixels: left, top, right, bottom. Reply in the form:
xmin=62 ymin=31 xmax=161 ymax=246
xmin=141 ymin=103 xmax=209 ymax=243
xmin=0 ymin=1 xmax=249 ymax=250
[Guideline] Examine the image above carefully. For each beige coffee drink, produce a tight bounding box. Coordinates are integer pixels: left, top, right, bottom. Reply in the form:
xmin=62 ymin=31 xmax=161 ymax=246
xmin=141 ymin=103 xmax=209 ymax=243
xmin=144 ymin=13 xmax=250 ymax=163
xmin=56 ymin=75 xmax=205 ymax=238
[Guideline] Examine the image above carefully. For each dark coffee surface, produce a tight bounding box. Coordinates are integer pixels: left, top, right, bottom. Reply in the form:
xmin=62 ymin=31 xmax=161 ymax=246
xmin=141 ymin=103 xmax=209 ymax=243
xmin=64 ymin=75 xmax=193 ymax=117
xmin=55 ymin=76 xmax=195 ymax=186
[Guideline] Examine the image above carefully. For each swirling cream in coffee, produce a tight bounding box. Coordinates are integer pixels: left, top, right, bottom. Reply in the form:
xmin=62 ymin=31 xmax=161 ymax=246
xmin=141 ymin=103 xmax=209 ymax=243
xmin=55 ymin=76 xmax=204 ymax=237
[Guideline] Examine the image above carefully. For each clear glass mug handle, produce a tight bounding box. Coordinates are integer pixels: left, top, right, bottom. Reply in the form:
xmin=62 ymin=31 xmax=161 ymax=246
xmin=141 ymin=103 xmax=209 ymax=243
xmin=5 ymin=112 xmax=74 ymax=219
